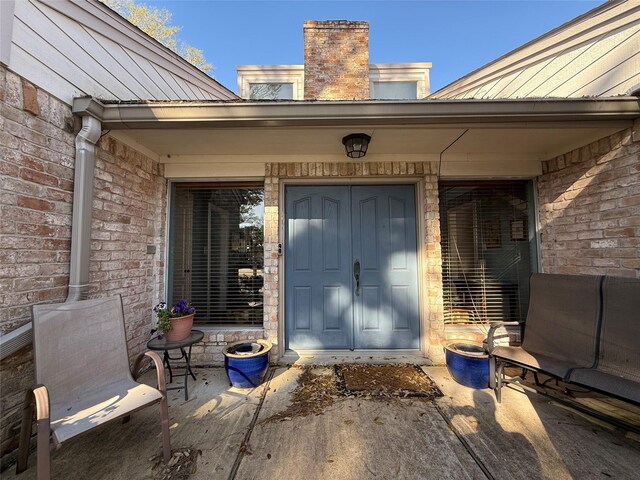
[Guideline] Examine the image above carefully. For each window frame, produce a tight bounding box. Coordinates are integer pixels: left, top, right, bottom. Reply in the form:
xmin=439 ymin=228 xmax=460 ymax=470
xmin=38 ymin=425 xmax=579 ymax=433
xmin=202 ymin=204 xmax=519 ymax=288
xmin=369 ymin=63 xmax=431 ymax=99
xmin=237 ymin=65 xmax=304 ymax=100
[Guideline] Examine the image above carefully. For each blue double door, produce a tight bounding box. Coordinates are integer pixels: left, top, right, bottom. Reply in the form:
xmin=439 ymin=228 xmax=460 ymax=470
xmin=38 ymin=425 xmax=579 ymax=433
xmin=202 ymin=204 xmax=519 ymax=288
xmin=285 ymin=185 xmax=420 ymax=350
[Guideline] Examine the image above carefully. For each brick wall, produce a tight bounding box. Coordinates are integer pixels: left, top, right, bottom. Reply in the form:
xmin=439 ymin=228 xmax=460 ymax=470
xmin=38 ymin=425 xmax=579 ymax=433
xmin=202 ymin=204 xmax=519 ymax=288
xmin=263 ymin=161 xmax=446 ymax=363
xmin=0 ymin=66 xmax=76 ymax=335
xmin=303 ymin=20 xmax=370 ymax=100
xmin=90 ymin=135 xmax=167 ymax=359
xmin=0 ymin=66 xmax=76 ymax=465
xmin=0 ymin=65 xmax=167 ymax=466
xmin=538 ymin=120 xmax=640 ymax=278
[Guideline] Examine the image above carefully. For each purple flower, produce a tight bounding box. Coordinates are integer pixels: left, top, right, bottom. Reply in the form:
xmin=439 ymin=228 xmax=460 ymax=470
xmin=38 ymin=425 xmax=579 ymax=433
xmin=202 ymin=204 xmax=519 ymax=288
xmin=153 ymin=302 xmax=167 ymax=313
xmin=152 ymin=299 xmax=195 ymax=337
xmin=153 ymin=299 xmax=195 ymax=318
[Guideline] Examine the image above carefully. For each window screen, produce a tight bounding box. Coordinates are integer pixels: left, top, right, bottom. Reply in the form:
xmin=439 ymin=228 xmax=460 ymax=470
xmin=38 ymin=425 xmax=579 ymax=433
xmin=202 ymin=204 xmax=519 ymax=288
xmin=439 ymin=182 xmax=537 ymax=324
xmin=169 ymin=184 xmax=264 ymax=326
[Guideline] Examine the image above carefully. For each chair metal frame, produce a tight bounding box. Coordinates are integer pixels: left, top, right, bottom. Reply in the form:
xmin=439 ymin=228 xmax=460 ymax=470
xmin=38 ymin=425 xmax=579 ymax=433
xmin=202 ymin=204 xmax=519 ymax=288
xmin=16 ymin=296 xmax=171 ymax=479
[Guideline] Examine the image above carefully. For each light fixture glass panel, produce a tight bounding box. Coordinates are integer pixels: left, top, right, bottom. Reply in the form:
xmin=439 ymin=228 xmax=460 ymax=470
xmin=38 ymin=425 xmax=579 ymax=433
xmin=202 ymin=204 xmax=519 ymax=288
xmin=342 ymin=133 xmax=370 ymax=158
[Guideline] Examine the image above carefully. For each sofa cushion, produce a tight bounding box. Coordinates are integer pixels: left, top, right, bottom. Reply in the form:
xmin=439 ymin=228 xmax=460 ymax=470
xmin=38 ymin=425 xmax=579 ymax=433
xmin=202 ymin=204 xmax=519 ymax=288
xmin=521 ymin=273 xmax=602 ymax=370
xmin=568 ymin=368 xmax=640 ymax=404
xmin=491 ymin=346 xmax=577 ymax=380
xmin=596 ymin=276 xmax=640 ymax=382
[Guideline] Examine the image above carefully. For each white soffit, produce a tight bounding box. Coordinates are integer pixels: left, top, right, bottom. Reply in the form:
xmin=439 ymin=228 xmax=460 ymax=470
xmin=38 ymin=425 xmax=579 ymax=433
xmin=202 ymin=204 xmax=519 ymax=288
xmin=120 ymin=124 xmax=625 ymax=162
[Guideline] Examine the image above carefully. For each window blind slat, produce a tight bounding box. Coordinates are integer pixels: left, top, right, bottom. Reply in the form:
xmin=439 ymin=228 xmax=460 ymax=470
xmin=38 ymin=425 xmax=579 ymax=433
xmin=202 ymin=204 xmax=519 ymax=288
xmin=439 ymin=182 xmax=534 ymax=324
xmin=170 ymin=187 xmax=264 ymax=326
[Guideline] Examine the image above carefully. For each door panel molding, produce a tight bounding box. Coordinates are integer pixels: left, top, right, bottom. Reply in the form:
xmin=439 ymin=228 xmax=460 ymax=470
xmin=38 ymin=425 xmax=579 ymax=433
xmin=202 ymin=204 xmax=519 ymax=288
xmin=352 ymin=185 xmax=420 ymax=349
xmin=285 ymin=186 xmax=353 ymax=349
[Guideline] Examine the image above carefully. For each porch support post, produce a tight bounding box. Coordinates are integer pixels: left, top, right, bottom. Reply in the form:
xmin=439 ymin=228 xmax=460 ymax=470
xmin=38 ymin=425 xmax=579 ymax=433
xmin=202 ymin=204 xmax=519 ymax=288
xmin=67 ymin=114 xmax=101 ymax=302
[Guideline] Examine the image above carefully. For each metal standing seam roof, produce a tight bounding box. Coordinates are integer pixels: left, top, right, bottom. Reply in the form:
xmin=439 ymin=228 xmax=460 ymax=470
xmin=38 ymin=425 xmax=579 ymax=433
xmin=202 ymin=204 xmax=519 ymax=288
xmin=1 ymin=0 xmax=238 ymax=104
xmin=431 ymin=0 xmax=640 ymax=100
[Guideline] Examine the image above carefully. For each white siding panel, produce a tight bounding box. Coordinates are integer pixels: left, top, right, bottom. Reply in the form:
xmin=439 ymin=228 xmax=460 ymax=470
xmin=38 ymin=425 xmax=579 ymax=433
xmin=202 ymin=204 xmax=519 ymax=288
xmin=496 ymin=57 xmax=557 ymax=98
xmin=555 ymin=26 xmax=640 ymax=96
xmin=10 ymin=45 xmax=82 ymax=104
xmin=6 ymin=0 xmax=236 ymax=102
xmin=484 ymin=8 xmax=638 ymax=85
xmin=125 ymin=49 xmax=182 ymax=99
xmin=520 ymin=41 xmax=597 ymax=98
xmin=488 ymin=70 xmax=528 ymax=99
xmin=78 ymin=26 xmax=157 ymax=99
xmin=12 ymin=17 xmax=118 ymax=99
xmin=162 ymin=70 xmax=191 ymax=99
xmin=487 ymin=70 xmax=522 ymax=99
xmin=18 ymin=2 xmax=142 ymax=100
xmin=63 ymin=0 xmax=182 ymax=64
xmin=480 ymin=76 xmax=512 ymax=99
xmin=473 ymin=78 xmax=501 ymax=99
xmin=570 ymin=52 xmax=640 ymax=97
xmin=462 ymin=85 xmax=485 ymax=100
xmin=97 ymin=39 xmax=174 ymax=99
xmin=196 ymin=86 xmax=216 ymax=101
xmin=432 ymin=1 xmax=640 ymax=99
xmin=61 ymin=0 xmax=233 ymax=98
xmin=552 ymin=30 xmax=640 ymax=97
xmin=601 ymin=70 xmax=640 ymax=96
xmin=197 ymin=88 xmax=217 ymax=101
xmin=172 ymin=74 xmax=206 ymax=101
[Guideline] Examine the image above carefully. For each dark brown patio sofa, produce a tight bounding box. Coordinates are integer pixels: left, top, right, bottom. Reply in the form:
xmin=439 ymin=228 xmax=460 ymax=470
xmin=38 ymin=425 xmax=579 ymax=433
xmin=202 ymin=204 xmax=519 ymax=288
xmin=489 ymin=273 xmax=640 ymax=405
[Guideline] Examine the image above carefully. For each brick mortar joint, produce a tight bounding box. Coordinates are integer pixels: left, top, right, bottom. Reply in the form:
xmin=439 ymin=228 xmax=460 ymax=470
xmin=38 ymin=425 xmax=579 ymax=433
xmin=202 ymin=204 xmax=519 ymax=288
xmin=542 ymin=126 xmax=636 ymax=174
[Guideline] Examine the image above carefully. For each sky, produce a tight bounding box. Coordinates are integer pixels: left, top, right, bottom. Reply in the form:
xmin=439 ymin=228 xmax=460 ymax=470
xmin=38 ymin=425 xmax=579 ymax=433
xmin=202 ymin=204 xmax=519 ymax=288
xmin=151 ymin=0 xmax=602 ymax=94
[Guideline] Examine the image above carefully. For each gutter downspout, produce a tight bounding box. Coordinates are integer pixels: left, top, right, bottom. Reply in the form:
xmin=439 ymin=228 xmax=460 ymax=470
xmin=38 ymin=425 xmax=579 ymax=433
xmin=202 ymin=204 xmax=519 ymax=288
xmin=67 ymin=114 xmax=101 ymax=301
xmin=0 ymin=114 xmax=101 ymax=360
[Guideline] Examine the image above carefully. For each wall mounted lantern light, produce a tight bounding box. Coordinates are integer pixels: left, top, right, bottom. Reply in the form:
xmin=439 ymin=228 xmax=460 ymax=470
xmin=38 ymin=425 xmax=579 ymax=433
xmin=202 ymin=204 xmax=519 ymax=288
xmin=342 ymin=133 xmax=371 ymax=158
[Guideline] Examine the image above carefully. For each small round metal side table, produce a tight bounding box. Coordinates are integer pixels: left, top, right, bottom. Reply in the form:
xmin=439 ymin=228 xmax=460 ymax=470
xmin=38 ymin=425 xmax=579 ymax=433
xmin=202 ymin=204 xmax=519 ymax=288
xmin=147 ymin=330 xmax=204 ymax=401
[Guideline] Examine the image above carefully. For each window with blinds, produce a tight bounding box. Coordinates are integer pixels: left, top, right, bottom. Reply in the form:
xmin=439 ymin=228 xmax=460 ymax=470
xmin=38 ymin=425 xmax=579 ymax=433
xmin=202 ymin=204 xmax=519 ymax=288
xmin=168 ymin=184 xmax=264 ymax=326
xmin=439 ymin=182 xmax=538 ymax=324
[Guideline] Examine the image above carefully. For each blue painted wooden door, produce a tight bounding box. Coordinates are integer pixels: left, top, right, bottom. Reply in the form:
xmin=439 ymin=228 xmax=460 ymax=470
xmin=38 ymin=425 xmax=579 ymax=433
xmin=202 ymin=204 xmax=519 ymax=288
xmin=285 ymin=185 xmax=419 ymax=350
xmin=351 ymin=185 xmax=420 ymax=349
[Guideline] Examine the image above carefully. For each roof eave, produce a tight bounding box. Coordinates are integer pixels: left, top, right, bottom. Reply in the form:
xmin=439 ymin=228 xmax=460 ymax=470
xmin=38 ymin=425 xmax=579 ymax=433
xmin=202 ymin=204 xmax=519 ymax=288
xmin=73 ymin=96 xmax=640 ymax=130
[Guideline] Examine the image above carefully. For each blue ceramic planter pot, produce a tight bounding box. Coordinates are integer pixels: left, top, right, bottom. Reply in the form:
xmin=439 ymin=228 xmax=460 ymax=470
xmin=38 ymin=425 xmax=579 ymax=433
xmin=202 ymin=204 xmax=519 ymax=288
xmin=223 ymin=339 xmax=272 ymax=388
xmin=445 ymin=343 xmax=489 ymax=389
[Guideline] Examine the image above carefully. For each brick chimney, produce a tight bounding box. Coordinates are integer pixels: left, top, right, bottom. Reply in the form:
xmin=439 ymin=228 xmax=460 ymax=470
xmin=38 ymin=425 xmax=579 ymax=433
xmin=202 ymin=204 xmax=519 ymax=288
xmin=303 ymin=20 xmax=369 ymax=100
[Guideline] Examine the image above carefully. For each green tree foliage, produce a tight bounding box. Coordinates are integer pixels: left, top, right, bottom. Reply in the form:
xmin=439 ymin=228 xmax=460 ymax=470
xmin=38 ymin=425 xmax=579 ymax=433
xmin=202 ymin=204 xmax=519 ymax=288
xmin=100 ymin=0 xmax=212 ymax=73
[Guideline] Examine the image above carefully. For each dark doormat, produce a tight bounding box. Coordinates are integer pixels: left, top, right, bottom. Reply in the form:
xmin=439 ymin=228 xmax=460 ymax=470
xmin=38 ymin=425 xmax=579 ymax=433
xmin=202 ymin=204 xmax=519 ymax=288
xmin=336 ymin=364 xmax=443 ymax=400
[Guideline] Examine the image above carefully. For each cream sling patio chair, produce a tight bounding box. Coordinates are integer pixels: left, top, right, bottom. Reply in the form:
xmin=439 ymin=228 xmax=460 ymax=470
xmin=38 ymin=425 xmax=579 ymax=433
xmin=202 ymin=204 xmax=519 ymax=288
xmin=16 ymin=296 xmax=171 ymax=479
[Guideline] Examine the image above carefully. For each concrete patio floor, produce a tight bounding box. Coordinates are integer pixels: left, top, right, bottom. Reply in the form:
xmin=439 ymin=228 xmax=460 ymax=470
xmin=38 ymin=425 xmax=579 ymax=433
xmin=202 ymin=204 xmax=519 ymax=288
xmin=5 ymin=365 xmax=640 ymax=480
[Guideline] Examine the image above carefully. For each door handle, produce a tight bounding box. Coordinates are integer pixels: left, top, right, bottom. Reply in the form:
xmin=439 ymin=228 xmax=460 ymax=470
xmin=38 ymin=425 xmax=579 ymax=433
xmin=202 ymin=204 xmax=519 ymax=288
xmin=354 ymin=260 xmax=361 ymax=296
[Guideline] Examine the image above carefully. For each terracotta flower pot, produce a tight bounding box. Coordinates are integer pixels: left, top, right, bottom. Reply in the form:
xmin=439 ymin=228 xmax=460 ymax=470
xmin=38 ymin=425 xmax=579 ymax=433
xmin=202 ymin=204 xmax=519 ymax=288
xmin=164 ymin=313 xmax=195 ymax=342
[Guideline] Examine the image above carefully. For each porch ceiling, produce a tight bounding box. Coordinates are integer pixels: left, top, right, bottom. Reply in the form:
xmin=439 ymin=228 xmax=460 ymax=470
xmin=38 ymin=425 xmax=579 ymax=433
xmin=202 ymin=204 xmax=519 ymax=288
xmin=116 ymin=124 xmax=626 ymax=160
